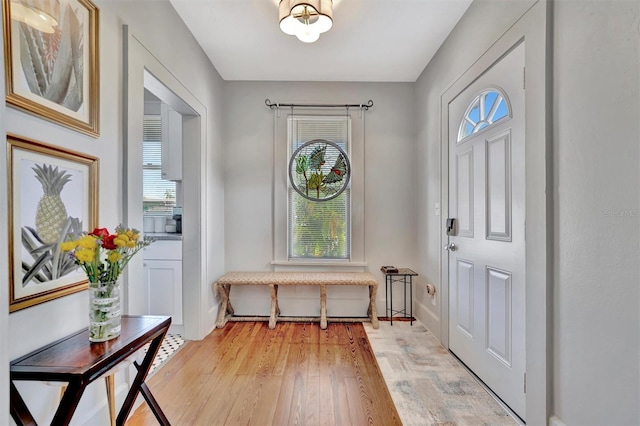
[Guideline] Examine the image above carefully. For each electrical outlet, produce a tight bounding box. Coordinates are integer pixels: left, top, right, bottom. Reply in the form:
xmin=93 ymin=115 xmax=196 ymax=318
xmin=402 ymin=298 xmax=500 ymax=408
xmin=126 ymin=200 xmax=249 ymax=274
xmin=426 ymin=284 xmax=436 ymax=296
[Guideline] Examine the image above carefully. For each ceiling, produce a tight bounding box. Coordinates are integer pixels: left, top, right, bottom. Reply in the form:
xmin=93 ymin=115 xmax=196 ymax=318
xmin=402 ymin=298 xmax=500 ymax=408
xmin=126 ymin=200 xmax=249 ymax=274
xmin=168 ymin=0 xmax=473 ymax=82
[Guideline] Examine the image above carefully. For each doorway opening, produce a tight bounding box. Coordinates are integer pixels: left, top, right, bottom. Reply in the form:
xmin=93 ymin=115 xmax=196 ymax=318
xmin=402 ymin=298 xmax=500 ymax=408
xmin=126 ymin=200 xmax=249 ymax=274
xmin=124 ymin=27 xmax=209 ymax=341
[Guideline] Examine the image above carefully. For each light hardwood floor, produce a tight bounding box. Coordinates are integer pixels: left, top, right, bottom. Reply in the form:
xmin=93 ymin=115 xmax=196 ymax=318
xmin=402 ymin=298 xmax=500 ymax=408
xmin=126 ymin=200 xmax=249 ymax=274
xmin=127 ymin=321 xmax=401 ymax=425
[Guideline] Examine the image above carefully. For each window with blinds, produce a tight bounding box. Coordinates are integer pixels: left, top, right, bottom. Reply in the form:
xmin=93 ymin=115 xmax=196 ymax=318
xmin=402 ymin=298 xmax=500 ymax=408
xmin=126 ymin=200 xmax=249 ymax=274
xmin=288 ymin=116 xmax=351 ymax=259
xmin=143 ymin=116 xmax=176 ymax=214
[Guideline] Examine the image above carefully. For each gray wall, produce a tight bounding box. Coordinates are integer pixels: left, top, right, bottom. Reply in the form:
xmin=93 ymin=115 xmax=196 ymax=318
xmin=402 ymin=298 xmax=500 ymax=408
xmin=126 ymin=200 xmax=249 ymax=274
xmin=2 ymin=1 xmax=225 ymax=423
xmin=413 ymin=0 xmax=535 ymax=344
xmin=552 ymin=1 xmax=639 ymax=424
xmin=223 ymin=81 xmax=418 ymax=316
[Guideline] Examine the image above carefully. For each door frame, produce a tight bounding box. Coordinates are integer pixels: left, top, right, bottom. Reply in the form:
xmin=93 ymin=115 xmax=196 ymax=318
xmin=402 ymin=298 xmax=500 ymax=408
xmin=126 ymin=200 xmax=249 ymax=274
xmin=439 ymin=2 xmax=551 ymax=424
xmin=123 ymin=26 xmax=209 ymax=341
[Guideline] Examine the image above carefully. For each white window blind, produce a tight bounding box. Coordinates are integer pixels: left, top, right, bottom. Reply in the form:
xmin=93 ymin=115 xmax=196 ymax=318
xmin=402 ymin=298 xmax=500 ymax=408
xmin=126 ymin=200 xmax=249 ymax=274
xmin=143 ymin=116 xmax=176 ymax=214
xmin=288 ymin=116 xmax=351 ymax=259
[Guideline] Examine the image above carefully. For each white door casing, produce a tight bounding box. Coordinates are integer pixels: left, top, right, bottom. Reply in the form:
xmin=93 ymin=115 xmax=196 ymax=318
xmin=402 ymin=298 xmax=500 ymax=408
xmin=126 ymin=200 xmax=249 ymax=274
xmin=447 ymin=43 xmax=526 ymax=419
xmin=123 ymin=27 xmax=209 ymax=340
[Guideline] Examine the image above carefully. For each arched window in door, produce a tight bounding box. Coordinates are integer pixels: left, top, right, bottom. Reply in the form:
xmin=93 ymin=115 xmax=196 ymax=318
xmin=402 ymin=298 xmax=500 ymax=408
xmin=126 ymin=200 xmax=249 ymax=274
xmin=458 ymin=87 xmax=511 ymax=142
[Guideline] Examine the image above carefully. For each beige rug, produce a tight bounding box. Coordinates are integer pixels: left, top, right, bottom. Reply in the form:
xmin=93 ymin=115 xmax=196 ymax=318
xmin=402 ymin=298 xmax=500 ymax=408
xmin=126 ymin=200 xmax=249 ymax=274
xmin=363 ymin=319 xmax=518 ymax=426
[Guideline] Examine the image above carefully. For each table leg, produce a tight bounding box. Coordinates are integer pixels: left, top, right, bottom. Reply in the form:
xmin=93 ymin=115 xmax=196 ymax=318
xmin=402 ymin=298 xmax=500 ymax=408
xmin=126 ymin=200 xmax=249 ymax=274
xmin=320 ymin=285 xmax=327 ymax=329
xmin=52 ymin=379 xmax=86 ymax=425
xmin=116 ymin=328 xmax=170 ymax=426
xmin=139 ymin=382 xmax=171 ymax=425
xmin=410 ymin=276 xmax=413 ymax=326
xmin=368 ymin=285 xmax=379 ymax=329
xmin=10 ymin=382 xmax=36 ymax=426
xmin=390 ymin=276 xmax=393 ymax=326
xmin=404 ymin=275 xmax=407 ymax=319
xmin=269 ymin=284 xmax=279 ymax=329
xmin=105 ymin=375 xmax=116 ymax=426
xmin=385 ymin=276 xmax=388 ymax=321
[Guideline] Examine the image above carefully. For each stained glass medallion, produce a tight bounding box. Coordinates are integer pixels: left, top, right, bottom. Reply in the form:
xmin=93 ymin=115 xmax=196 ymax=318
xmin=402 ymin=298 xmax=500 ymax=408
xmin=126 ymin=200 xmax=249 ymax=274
xmin=289 ymin=139 xmax=351 ymax=202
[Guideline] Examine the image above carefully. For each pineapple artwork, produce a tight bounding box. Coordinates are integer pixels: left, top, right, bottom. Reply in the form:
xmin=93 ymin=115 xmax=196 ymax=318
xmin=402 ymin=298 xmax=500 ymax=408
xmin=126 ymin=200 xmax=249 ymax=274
xmin=8 ymin=136 xmax=98 ymax=311
xmin=18 ymin=158 xmax=85 ymax=288
xmin=32 ymin=164 xmax=72 ymax=244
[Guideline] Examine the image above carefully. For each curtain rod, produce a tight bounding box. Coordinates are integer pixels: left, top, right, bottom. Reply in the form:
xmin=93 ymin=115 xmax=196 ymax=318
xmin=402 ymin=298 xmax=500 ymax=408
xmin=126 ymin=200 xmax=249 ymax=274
xmin=265 ymin=99 xmax=373 ymax=111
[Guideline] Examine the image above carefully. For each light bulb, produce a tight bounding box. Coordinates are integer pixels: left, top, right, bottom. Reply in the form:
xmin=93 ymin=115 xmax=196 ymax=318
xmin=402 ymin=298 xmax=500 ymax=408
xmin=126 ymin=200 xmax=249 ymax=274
xmin=296 ymin=30 xmax=320 ymax=43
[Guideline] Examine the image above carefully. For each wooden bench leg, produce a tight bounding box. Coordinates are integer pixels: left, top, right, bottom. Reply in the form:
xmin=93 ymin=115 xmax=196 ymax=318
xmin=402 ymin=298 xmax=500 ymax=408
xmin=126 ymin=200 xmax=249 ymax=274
xmin=269 ymin=284 xmax=279 ymax=329
xmin=216 ymin=284 xmax=233 ymax=328
xmin=320 ymin=285 xmax=328 ymax=329
xmin=368 ymin=285 xmax=379 ymax=329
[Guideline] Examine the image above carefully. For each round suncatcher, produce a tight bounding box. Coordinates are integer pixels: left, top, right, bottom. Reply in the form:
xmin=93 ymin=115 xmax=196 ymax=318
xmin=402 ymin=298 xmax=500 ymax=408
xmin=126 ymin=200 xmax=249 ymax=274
xmin=288 ymin=139 xmax=351 ymax=201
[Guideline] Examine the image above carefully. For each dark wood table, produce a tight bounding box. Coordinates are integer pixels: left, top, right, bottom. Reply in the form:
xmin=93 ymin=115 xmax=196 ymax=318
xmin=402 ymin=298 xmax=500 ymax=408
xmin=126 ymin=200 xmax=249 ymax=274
xmin=10 ymin=315 xmax=171 ymax=426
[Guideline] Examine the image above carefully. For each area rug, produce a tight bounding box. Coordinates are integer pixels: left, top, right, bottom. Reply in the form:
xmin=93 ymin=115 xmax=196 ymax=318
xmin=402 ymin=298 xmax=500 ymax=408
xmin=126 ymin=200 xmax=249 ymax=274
xmin=141 ymin=333 xmax=185 ymax=375
xmin=363 ymin=320 xmax=518 ymax=426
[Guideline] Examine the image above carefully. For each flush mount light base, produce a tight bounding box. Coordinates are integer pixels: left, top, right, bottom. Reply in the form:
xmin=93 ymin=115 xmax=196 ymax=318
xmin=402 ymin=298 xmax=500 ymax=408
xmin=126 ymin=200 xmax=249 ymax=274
xmin=279 ymin=0 xmax=333 ymax=43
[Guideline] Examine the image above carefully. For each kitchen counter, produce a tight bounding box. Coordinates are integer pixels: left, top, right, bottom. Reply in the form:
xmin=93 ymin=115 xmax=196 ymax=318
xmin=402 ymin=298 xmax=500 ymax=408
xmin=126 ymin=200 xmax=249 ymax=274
xmin=144 ymin=232 xmax=182 ymax=241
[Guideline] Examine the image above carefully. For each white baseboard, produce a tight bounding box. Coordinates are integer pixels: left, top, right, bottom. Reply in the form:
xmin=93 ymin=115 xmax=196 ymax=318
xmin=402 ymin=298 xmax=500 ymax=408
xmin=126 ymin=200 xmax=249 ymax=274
xmin=413 ymin=300 xmax=441 ymax=338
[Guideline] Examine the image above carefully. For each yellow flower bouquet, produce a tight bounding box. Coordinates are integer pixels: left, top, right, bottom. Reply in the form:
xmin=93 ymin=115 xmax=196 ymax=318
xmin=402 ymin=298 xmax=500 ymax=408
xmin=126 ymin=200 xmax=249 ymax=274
xmin=61 ymin=226 xmax=153 ymax=341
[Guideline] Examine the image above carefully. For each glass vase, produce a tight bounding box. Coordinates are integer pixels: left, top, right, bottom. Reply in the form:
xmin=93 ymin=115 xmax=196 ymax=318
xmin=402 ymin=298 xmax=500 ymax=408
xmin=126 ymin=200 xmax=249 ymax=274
xmin=88 ymin=280 xmax=121 ymax=342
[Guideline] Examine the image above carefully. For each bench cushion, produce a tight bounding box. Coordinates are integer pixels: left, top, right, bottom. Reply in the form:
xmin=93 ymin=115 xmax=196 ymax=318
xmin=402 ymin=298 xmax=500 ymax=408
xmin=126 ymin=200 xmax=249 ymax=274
xmin=217 ymin=271 xmax=377 ymax=287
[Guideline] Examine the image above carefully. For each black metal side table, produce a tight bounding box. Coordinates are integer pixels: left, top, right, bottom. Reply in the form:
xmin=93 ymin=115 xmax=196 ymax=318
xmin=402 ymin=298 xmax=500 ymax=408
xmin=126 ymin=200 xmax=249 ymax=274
xmin=383 ymin=268 xmax=418 ymax=325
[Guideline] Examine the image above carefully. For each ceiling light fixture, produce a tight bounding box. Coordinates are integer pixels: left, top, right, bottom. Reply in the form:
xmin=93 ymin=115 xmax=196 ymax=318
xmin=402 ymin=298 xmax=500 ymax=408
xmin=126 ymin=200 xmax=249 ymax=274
xmin=279 ymin=0 xmax=333 ymax=43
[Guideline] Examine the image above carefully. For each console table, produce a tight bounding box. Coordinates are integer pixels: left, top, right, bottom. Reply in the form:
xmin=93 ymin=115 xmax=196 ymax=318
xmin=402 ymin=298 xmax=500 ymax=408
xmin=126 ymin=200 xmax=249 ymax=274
xmin=382 ymin=268 xmax=418 ymax=325
xmin=10 ymin=315 xmax=171 ymax=426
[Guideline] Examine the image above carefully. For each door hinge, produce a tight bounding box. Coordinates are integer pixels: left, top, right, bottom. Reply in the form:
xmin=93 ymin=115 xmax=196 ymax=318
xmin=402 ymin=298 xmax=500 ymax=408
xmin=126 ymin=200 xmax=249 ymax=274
xmin=523 ymin=67 xmax=526 ymax=90
xmin=524 ymin=372 xmax=527 ymax=393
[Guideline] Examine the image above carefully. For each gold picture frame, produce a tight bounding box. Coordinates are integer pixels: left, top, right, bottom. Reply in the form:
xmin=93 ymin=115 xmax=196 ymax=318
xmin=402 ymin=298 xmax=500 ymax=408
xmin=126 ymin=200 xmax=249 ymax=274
xmin=8 ymin=133 xmax=99 ymax=312
xmin=2 ymin=0 xmax=99 ymax=137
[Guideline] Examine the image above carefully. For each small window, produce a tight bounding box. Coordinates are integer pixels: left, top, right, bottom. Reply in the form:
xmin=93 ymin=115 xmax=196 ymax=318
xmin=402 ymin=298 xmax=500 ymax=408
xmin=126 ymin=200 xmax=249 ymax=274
xmin=458 ymin=88 xmax=511 ymax=142
xmin=143 ymin=116 xmax=176 ymax=214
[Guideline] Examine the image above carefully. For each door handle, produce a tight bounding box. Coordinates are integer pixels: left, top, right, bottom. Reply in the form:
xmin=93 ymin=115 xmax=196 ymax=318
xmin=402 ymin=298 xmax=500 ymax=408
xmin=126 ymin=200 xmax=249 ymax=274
xmin=443 ymin=243 xmax=457 ymax=252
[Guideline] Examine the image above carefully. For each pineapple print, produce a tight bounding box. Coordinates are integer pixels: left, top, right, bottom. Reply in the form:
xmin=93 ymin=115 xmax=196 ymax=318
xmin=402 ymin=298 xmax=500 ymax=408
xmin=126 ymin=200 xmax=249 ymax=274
xmin=32 ymin=164 xmax=72 ymax=244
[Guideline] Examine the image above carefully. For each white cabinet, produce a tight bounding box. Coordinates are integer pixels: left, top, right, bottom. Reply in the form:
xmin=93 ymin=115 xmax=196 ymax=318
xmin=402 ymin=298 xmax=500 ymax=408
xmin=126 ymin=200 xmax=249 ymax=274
xmin=161 ymin=103 xmax=182 ymax=181
xmin=143 ymin=240 xmax=182 ymax=326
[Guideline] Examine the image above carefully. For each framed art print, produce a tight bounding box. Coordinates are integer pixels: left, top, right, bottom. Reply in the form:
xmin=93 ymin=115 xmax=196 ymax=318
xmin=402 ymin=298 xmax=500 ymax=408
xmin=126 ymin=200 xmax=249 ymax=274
xmin=2 ymin=0 xmax=99 ymax=136
xmin=7 ymin=134 xmax=99 ymax=311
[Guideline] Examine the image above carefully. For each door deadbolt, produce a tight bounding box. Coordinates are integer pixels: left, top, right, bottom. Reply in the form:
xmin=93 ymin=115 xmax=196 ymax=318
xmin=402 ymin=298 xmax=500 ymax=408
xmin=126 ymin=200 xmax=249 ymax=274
xmin=446 ymin=218 xmax=456 ymax=236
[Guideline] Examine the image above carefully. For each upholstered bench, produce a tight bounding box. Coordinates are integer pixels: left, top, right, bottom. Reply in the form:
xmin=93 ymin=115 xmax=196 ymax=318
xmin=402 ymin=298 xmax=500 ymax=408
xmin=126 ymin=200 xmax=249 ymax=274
xmin=214 ymin=271 xmax=379 ymax=330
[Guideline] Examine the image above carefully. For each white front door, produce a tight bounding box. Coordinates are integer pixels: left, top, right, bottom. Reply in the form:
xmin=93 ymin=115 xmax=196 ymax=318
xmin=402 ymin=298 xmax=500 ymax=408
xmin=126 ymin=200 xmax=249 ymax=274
xmin=447 ymin=43 xmax=526 ymax=419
